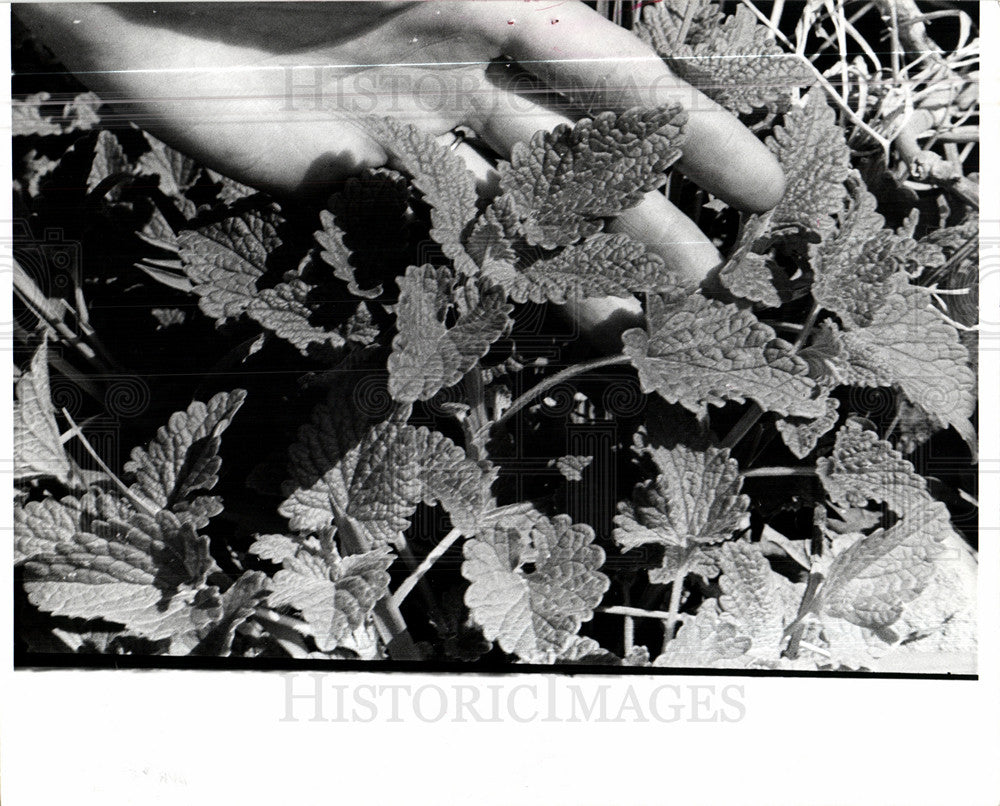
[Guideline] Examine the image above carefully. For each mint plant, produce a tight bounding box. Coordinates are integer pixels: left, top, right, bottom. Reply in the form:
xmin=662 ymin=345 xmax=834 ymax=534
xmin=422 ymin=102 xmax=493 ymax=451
xmin=13 ymin=0 xmax=978 ymax=672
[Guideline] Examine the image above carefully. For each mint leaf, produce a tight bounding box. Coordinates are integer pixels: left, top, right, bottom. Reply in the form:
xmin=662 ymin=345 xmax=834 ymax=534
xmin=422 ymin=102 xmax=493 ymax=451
xmin=86 ymin=130 xmax=130 ymax=195
xmin=124 ymin=390 xmax=246 ymax=527
xmin=388 ymin=264 xmax=512 ymax=403
xmin=768 ymin=87 xmax=852 ymax=236
xmin=497 ymin=106 xmax=686 ymax=248
xmin=829 ymin=289 xmax=976 ymax=447
xmin=622 ymin=292 xmax=826 ymax=418
xmin=263 ymin=531 xmax=394 ymax=652
xmin=15 ymin=340 xmax=73 ymax=484
xmin=245 ymin=279 xmax=374 ymax=355
xmin=280 ymin=393 xmax=496 ymax=543
xmin=22 ymin=509 xmax=219 ymax=642
xmin=637 ymin=3 xmax=810 ymax=114
xmin=177 ymin=205 xmax=283 ymax=323
xmin=653 ymin=604 xmax=752 ymax=668
xmin=776 ymin=397 xmax=840 ymax=459
xmin=137 ymin=130 xmax=202 ymax=200
xmin=614 ymin=441 xmax=749 ymax=583
xmin=817 ymin=420 xmax=931 ymax=516
xmin=361 ymin=117 xmax=478 ymax=273
xmin=186 ymin=571 xmax=271 ymax=657
xmin=552 ymin=455 xmax=593 ymax=482
xmin=812 ymin=181 xmax=937 ymax=327
xmin=462 ymin=515 xmax=609 ymax=662
xmin=496 ymin=233 xmax=681 ymax=304
xmin=814 ymin=500 xmax=952 ymax=630
xmin=717 ymin=541 xmax=791 ymax=659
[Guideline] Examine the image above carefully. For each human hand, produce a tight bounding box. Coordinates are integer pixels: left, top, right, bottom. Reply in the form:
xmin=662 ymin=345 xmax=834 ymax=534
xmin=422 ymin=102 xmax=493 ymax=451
xmin=17 ymin=2 xmax=786 ymax=335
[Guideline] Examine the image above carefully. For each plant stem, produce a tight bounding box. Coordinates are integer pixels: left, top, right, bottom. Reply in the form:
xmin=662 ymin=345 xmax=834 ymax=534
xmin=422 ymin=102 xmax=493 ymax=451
xmin=484 ymin=353 xmax=630 ymax=436
xmin=393 ymin=528 xmax=463 ymax=608
xmin=599 ymin=605 xmax=679 ymax=621
xmin=742 ymin=466 xmax=817 ymax=478
xmin=661 ymin=566 xmax=687 ymax=655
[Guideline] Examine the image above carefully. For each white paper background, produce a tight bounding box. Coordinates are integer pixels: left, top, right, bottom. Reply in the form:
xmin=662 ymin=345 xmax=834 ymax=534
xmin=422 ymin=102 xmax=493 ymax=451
xmin=2 ymin=3 xmax=998 ymax=803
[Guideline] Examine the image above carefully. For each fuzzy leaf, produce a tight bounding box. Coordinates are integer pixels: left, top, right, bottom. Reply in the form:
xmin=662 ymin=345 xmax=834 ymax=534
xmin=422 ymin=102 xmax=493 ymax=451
xmin=817 ymin=420 xmax=930 ymax=516
xmin=14 ymin=492 xmax=132 ymax=565
xmin=552 ymin=455 xmax=593 ymax=482
xmin=637 ymin=3 xmax=811 ymax=114
xmin=137 ymin=131 xmax=202 ymax=198
xmin=124 ymin=390 xmax=246 ymax=526
xmin=828 ymin=290 xmax=976 ymax=448
xmin=497 ymin=106 xmax=686 ymax=248
xmin=22 ymin=509 xmax=219 ymax=642
xmin=86 ymin=130 xmax=130 ymax=195
xmin=496 ymin=233 xmax=682 ymax=304
xmin=653 ymin=604 xmax=752 ymax=668
xmin=361 ymin=117 xmax=477 ymax=272
xmin=622 ymin=292 xmax=826 ymax=418
xmin=811 ymin=182 xmax=939 ymax=327
xmin=768 ymin=87 xmax=852 ymax=235
xmin=462 ymin=515 xmax=609 ymax=662
xmin=12 ymin=92 xmax=64 ymax=136
xmin=281 ymin=395 xmax=496 ymax=543
xmin=615 ymin=442 xmax=749 ymax=583
xmin=776 ymin=396 xmax=840 ymax=459
xmin=186 ymin=571 xmax=271 ymax=656
xmin=267 ymin=534 xmax=394 ymax=652
xmin=388 ymin=264 xmax=512 ymax=403
xmin=177 ymin=205 xmax=283 ymax=322
xmin=717 ymin=541 xmax=789 ymax=658
xmin=246 ymin=279 xmax=356 ymax=354
xmin=14 ymin=340 xmax=73 ymax=484
xmin=815 ymin=500 xmax=953 ymax=630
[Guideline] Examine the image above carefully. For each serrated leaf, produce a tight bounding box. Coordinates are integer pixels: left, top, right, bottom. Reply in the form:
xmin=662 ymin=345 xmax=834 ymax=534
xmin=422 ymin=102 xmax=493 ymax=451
xmin=124 ymin=390 xmax=246 ymax=526
xmin=267 ymin=534 xmax=394 ymax=652
xmin=497 ymin=106 xmax=686 ymax=248
xmin=22 ymin=509 xmax=219 ymax=642
xmin=388 ymin=264 xmax=512 ymax=403
xmin=551 ymin=455 xmax=593 ymax=482
xmin=15 ymin=492 xmax=136 ymax=567
xmin=622 ymin=292 xmax=826 ymax=418
xmin=137 ymin=131 xmax=202 ymax=198
xmin=462 ymin=515 xmax=609 ymax=663
xmin=186 ymin=571 xmax=271 ymax=656
xmin=14 ymin=340 xmax=72 ymax=484
xmin=246 ymin=279 xmax=350 ymax=354
xmin=817 ymin=420 xmax=930 ymax=516
xmin=315 ymin=209 xmax=382 ymax=299
xmin=87 ymin=130 xmax=130 ymax=196
xmin=497 ymin=233 xmax=682 ymax=304
xmin=361 ymin=117 xmax=478 ymax=272
xmin=768 ymin=87 xmax=852 ymax=235
xmin=811 ymin=181 xmax=935 ymax=327
xmin=827 ymin=290 xmax=976 ymax=448
xmin=637 ymin=4 xmax=811 ymax=114
xmin=177 ymin=205 xmax=283 ymax=322
xmin=652 ymin=604 xmax=752 ymax=668
xmin=280 ymin=393 xmax=496 ymax=544
xmin=615 ymin=441 xmax=749 ymax=583
xmin=814 ymin=500 xmax=953 ymax=630
xmin=716 ymin=541 xmax=789 ymax=658
xmin=776 ymin=396 xmax=840 ymax=459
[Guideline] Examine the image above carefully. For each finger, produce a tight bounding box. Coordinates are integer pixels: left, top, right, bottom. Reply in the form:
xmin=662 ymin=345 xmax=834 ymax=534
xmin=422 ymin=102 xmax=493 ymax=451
xmin=488 ymin=1 xmax=785 ymax=213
